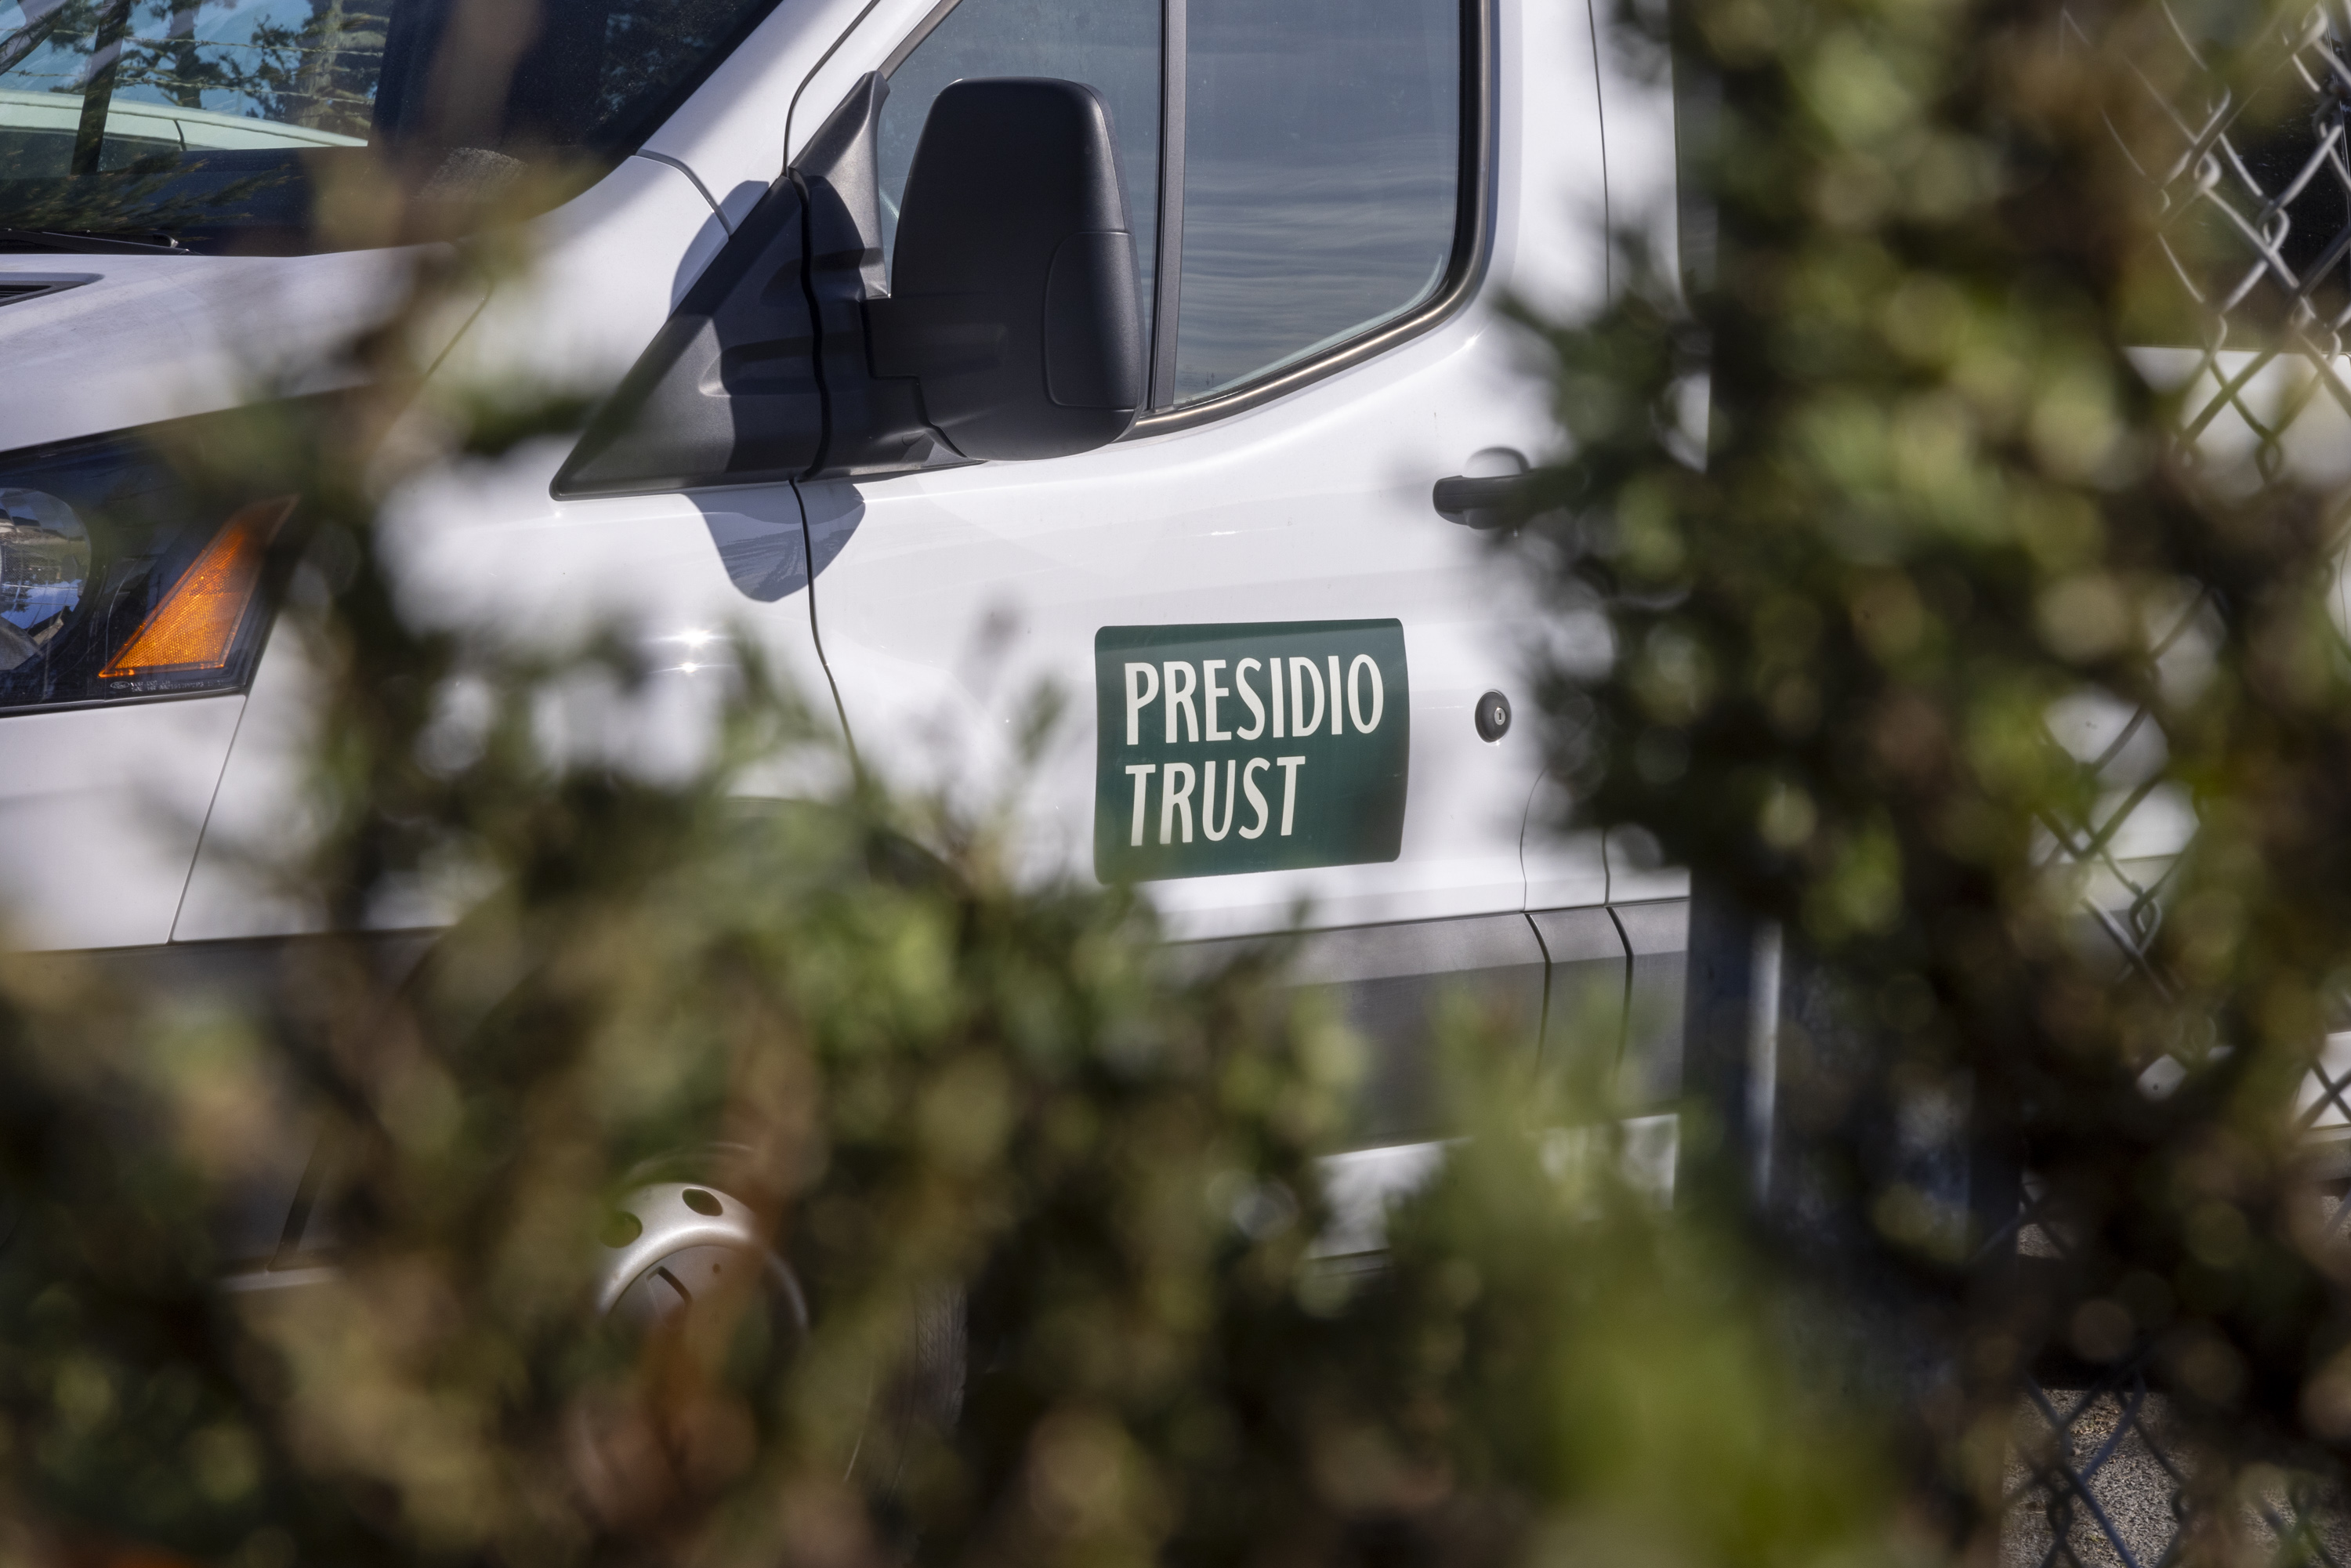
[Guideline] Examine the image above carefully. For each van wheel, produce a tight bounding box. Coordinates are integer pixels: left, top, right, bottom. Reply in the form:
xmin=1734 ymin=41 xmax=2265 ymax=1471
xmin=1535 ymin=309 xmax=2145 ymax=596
xmin=571 ymin=1172 xmax=965 ymax=1540
xmin=567 ymin=1178 xmax=807 ymax=1529
xmin=592 ymin=1180 xmax=808 ymax=1336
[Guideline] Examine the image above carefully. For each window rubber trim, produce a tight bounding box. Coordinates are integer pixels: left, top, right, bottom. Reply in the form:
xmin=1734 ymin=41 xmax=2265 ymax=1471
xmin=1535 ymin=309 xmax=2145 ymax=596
xmin=1146 ymin=0 xmax=1186 ymax=406
xmin=1125 ymin=0 xmax=1496 ymax=436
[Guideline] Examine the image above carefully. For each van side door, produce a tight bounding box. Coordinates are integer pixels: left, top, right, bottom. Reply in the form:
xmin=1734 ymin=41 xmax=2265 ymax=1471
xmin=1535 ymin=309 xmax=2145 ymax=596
xmin=804 ymin=0 xmax=1607 ymax=951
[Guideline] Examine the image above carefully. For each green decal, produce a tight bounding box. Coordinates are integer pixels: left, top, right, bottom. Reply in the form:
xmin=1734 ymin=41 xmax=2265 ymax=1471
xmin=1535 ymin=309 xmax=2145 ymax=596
xmin=1093 ymin=620 xmax=1409 ymax=882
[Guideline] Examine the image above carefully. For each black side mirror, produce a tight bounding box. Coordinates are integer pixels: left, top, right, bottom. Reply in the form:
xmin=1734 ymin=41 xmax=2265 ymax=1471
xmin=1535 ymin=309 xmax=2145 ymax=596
xmin=865 ymin=78 xmax=1144 ymax=461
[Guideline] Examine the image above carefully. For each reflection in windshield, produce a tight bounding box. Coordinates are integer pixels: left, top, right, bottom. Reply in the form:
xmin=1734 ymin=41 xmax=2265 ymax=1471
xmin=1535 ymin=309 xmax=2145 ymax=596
xmin=3 ymin=2 xmax=387 ymax=176
xmin=0 ymin=0 xmax=784 ymax=250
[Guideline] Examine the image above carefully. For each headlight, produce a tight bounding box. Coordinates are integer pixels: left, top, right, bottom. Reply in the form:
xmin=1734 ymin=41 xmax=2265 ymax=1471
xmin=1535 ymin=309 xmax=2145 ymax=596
xmin=0 ymin=410 xmax=302 ymax=713
xmin=0 ymin=489 xmax=91 ymax=672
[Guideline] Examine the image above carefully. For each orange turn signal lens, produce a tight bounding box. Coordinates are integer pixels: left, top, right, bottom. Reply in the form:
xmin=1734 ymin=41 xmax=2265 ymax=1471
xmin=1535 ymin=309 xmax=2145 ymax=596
xmin=100 ymin=495 xmax=296 ymax=679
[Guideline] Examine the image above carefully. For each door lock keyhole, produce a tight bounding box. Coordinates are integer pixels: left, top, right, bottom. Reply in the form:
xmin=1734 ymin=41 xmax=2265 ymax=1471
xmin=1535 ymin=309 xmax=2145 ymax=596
xmin=1475 ymin=690 xmax=1511 ymax=742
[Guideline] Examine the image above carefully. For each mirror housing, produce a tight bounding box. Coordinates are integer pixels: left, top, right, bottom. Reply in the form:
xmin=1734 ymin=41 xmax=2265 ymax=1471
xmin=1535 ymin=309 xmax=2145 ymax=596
xmin=866 ymin=78 xmax=1144 ymax=461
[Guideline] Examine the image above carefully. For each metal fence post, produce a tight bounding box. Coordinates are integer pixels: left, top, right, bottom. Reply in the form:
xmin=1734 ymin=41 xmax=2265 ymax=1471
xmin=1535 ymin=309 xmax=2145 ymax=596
xmin=1678 ymin=867 xmax=1773 ymax=1215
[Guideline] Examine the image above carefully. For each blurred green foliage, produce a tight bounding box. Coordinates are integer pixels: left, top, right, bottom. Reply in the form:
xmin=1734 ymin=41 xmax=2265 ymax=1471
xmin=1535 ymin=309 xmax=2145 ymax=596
xmin=1511 ymin=0 xmax=2351 ymax=1541
xmin=27 ymin=0 xmax=2351 ymax=1554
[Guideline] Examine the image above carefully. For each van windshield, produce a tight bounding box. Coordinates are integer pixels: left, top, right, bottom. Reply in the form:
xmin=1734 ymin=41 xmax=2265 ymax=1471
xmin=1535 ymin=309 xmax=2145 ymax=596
xmin=0 ymin=0 xmax=781 ymax=252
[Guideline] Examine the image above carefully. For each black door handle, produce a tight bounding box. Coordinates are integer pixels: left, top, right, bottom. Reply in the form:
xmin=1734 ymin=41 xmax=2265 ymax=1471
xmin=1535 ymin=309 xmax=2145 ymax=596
xmin=1431 ymin=473 xmax=1530 ymax=527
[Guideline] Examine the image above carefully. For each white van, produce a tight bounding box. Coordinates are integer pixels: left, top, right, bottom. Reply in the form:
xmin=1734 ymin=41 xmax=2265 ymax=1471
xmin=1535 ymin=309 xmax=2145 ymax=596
xmin=0 ymin=0 xmax=1683 ymax=1266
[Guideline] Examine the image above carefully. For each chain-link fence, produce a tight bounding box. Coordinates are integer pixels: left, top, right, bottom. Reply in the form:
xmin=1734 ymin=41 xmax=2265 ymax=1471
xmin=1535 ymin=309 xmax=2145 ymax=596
xmin=2003 ymin=9 xmax=2351 ymax=1559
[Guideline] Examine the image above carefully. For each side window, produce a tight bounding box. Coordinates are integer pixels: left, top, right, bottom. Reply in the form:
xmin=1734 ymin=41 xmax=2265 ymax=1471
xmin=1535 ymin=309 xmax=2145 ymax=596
xmin=871 ymin=0 xmax=1465 ymax=415
xmin=1170 ymin=0 xmax=1461 ymax=404
xmin=877 ymin=0 xmax=1164 ymax=325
